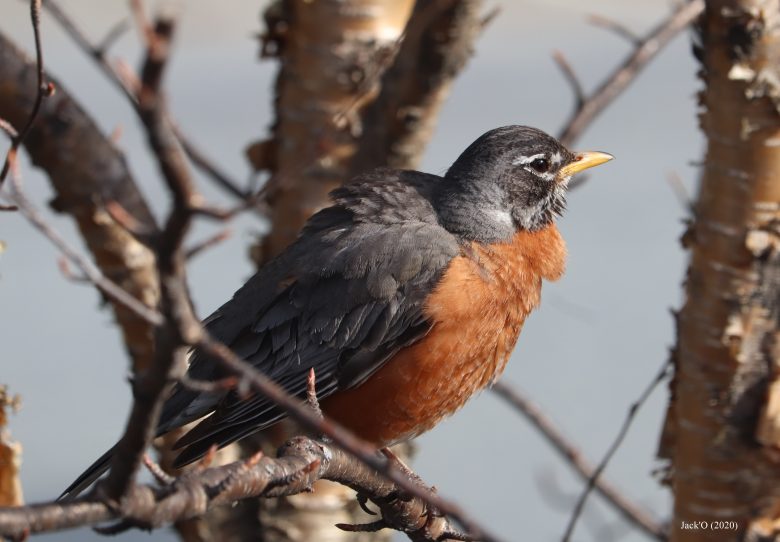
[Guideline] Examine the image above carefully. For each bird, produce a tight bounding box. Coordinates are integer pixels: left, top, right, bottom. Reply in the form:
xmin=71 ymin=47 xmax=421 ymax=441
xmin=61 ymin=125 xmax=612 ymax=499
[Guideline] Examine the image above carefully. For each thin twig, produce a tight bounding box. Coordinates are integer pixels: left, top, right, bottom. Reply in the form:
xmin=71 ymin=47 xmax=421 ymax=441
xmin=95 ymin=17 xmax=131 ymax=54
xmin=588 ymin=14 xmax=641 ymax=45
xmin=552 ymin=50 xmax=585 ymax=109
xmin=185 ymin=228 xmax=232 ymax=260
xmin=104 ymin=199 xmax=158 ymax=241
xmin=101 ymin=13 xmax=197 ymax=502
xmin=666 ymin=171 xmax=694 ymax=214
xmin=492 ymin=381 xmax=667 ymax=541
xmin=560 ymin=360 xmax=673 ymax=542
xmin=0 ymin=0 xmax=48 ymax=189
xmin=558 ymin=0 xmax=704 ymax=150
xmin=176 ymin=132 xmax=252 ymax=200
xmin=42 ymin=0 xmax=252 ymax=203
xmin=3 ymin=147 xmax=162 ymax=328
xmin=0 ymin=118 xmax=19 ymax=138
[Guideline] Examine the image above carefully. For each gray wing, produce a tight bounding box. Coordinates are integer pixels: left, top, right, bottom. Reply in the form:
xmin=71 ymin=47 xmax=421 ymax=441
xmin=158 ymin=171 xmax=460 ymax=466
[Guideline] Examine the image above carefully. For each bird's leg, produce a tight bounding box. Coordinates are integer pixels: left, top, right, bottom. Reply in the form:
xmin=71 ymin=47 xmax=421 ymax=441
xmin=306 ymin=368 xmax=323 ymax=420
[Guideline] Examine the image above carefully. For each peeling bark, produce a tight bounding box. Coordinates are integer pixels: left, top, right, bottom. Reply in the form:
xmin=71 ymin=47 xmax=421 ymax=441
xmin=0 ymin=32 xmax=159 ymax=373
xmin=255 ymin=0 xmax=416 ymax=263
xmin=0 ymin=387 xmax=21 ymax=509
xmin=348 ymin=0 xmax=483 ymax=176
xmin=660 ymin=2 xmax=780 ymax=540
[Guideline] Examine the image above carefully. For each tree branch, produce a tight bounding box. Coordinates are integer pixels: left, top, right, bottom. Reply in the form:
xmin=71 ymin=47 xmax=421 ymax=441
xmin=348 ymin=0 xmax=484 ymax=176
xmin=0 ymin=0 xmax=47 ymax=189
xmin=492 ymin=381 xmax=667 ymax=541
xmin=0 ymin=30 xmax=162 ymax=370
xmin=101 ymin=13 xmax=198 ymax=502
xmin=42 ymin=0 xmax=253 ymax=203
xmin=0 ymin=437 xmax=471 ymax=541
xmin=557 ymin=0 xmax=704 ymax=149
xmin=3 ymin=177 xmax=163 ymax=327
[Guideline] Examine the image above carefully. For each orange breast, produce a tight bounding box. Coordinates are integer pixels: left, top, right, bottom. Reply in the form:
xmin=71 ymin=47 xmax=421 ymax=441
xmin=321 ymin=225 xmax=566 ymax=446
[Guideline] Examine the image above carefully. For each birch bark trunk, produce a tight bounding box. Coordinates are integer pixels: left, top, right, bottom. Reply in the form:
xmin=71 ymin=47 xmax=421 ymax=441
xmin=660 ymin=1 xmax=780 ymax=540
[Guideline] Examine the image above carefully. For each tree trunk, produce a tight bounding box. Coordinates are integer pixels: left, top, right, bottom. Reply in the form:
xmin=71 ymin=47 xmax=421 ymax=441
xmin=0 ymin=387 xmax=21 ymax=509
xmin=252 ymin=0 xmax=415 ymax=263
xmin=659 ymin=1 xmax=780 ymax=540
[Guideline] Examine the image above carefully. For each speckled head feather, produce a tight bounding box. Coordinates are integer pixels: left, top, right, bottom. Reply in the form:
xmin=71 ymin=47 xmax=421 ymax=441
xmin=436 ymin=125 xmax=576 ymax=242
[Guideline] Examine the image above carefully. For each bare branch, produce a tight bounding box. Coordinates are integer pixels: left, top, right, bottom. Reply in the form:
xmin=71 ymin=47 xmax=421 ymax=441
xmin=95 ymin=17 xmax=131 ymax=55
xmin=3 ymin=166 xmax=163 ymax=327
xmin=0 ymin=30 xmax=160 ymax=372
xmin=558 ymin=0 xmax=704 ymax=150
xmin=588 ymin=14 xmax=641 ymax=45
xmin=665 ymin=171 xmax=694 ymax=214
xmin=0 ymin=118 xmax=19 ymax=138
xmin=492 ymin=381 xmax=667 ymax=541
xmin=104 ymin=200 xmax=158 ymax=243
xmin=0 ymin=437 xmax=472 ymax=541
xmin=102 ymin=13 xmax=198 ymax=502
xmin=185 ymin=228 xmax=232 ymax=261
xmin=561 ymin=360 xmax=672 ymax=542
xmin=0 ymin=0 xmax=48 ymax=189
xmin=42 ymin=0 xmax=252 ymax=203
xmin=175 ymin=133 xmax=253 ymax=201
xmin=552 ymin=50 xmax=585 ymax=109
xmin=348 ymin=0 xmax=484 ymax=177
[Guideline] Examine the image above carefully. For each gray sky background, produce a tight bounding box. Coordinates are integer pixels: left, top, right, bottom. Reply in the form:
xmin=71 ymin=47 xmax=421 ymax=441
xmin=1 ymin=1 xmax=701 ymax=540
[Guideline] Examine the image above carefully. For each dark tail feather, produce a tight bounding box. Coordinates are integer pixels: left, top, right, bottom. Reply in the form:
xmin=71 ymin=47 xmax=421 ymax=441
xmin=58 ymin=445 xmax=115 ymax=501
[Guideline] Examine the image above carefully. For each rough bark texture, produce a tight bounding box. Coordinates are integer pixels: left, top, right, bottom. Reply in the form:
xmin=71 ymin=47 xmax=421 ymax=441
xmin=659 ymin=1 xmax=780 ymax=540
xmin=0 ymin=32 xmax=159 ymax=373
xmin=348 ymin=0 xmax=482 ymax=176
xmin=254 ymin=0 xmax=416 ymax=263
xmin=0 ymin=387 xmax=22 ymax=508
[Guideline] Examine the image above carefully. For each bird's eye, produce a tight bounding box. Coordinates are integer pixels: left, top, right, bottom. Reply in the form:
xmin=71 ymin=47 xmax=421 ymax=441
xmin=530 ymin=157 xmax=551 ymax=173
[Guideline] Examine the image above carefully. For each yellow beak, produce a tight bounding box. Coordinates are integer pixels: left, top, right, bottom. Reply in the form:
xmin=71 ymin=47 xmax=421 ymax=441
xmin=559 ymin=151 xmax=614 ymax=178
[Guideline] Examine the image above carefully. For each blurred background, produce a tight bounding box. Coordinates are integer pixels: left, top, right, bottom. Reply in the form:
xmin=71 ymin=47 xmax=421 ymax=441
xmin=1 ymin=0 xmax=701 ymax=540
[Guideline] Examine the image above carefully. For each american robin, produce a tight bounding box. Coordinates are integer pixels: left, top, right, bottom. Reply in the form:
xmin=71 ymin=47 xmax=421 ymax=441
xmin=61 ymin=125 xmax=612 ymax=498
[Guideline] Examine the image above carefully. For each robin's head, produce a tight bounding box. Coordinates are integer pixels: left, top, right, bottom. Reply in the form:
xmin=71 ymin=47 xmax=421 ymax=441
xmin=436 ymin=125 xmax=612 ymax=242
